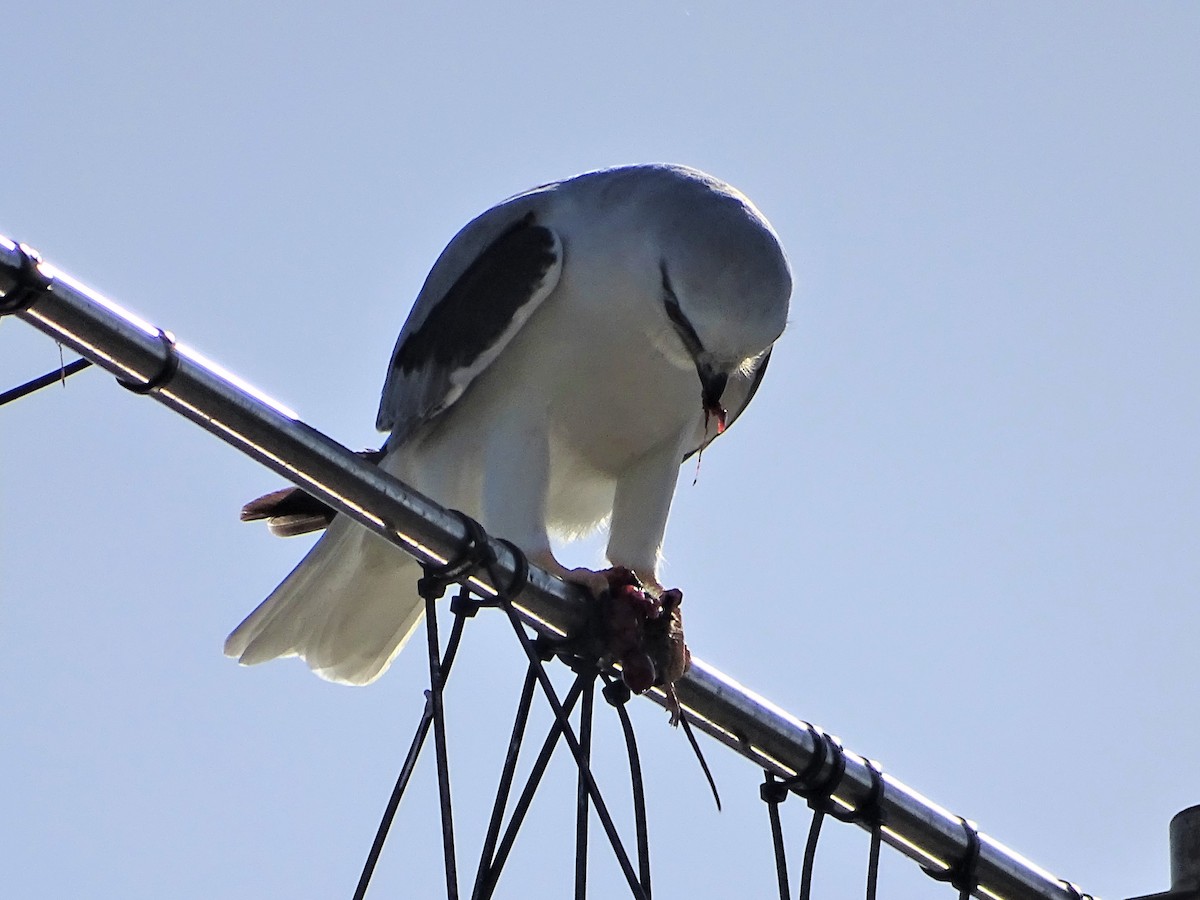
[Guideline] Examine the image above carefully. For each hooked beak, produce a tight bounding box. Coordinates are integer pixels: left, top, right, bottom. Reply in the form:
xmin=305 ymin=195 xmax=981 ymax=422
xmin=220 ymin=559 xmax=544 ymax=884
xmin=698 ymin=364 xmax=728 ymax=411
xmin=697 ymin=362 xmax=729 ymax=435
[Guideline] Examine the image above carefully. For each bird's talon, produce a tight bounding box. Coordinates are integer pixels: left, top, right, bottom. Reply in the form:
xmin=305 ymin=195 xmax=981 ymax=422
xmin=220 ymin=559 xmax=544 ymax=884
xmin=633 ymin=572 xmax=665 ymax=597
xmin=563 ymin=567 xmax=621 ymax=598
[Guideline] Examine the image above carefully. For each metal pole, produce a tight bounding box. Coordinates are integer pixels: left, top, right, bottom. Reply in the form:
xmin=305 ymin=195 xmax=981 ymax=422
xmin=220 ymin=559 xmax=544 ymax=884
xmin=1129 ymin=806 xmax=1200 ymax=900
xmin=0 ymin=236 xmax=1093 ymax=900
xmin=1170 ymin=807 xmax=1200 ymax=897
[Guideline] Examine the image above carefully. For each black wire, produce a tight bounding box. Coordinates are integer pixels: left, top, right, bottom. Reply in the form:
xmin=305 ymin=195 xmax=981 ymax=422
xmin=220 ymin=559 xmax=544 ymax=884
xmin=575 ymin=675 xmax=595 ymax=900
xmin=865 ymin=827 xmax=882 ymax=900
xmin=354 ymin=604 xmax=471 ymax=900
xmin=0 ymin=357 xmax=92 ymax=407
xmin=859 ymin=760 xmax=887 ymax=900
xmin=678 ymin=714 xmax=721 ymax=812
xmin=353 ymin=704 xmax=434 ymax=900
xmin=365 ymin=510 xmax=495 ymax=900
xmin=760 ymin=729 xmax=866 ymax=900
xmin=479 ymin=535 xmax=653 ymax=899
xmin=499 ymin=602 xmax=649 ymax=900
xmin=425 ymin=593 xmax=459 ymax=900
xmin=474 ymin=675 xmax=589 ymax=900
xmin=761 ymin=773 xmax=791 ymax=900
xmin=354 ymin=520 xmax=661 ymax=900
xmin=603 ymin=674 xmax=652 ymax=897
xmin=470 ymin=664 xmax=539 ymax=900
xmin=762 ymin=753 xmax=891 ymax=900
xmin=798 ymin=808 xmax=825 ymax=900
xmin=791 ymin=733 xmax=847 ymax=900
xmin=438 ymin=595 xmax=470 ymax=674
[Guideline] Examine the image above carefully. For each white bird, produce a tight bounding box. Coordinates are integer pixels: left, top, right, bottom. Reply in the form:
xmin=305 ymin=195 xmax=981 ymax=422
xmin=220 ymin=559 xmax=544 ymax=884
xmin=225 ymin=163 xmax=791 ymax=685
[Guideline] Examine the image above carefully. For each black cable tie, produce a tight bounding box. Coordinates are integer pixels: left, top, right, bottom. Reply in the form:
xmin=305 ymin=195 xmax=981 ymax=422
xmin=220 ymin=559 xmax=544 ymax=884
xmin=495 ymin=539 xmax=530 ymax=600
xmin=449 ymin=585 xmax=482 ymax=619
xmin=417 ymin=510 xmax=493 ymax=600
xmin=1058 ymin=880 xmax=1093 ymax=900
xmin=795 ymin=734 xmax=848 ymax=817
xmin=762 ymin=771 xmax=792 ymax=900
xmin=863 ymin=761 xmax=886 ymax=900
xmin=854 ymin=758 xmax=887 ymax=828
xmin=923 ymin=816 xmax=981 ymax=898
xmin=531 ymin=634 xmax=557 ymax=663
xmin=788 ymin=723 xmax=832 ymax=788
xmin=601 ymin=678 xmax=631 ymax=708
xmin=760 ymin=775 xmax=791 ymax=806
xmin=0 ymin=242 xmax=52 ymax=315
xmin=561 ymin=654 xmax=599 ymax=677
xmin=776 ymin=727 xmax=843 ymax=809
xmin=760 ymin=726 xmax=846 ymax=814
xmin=449 ymin=535 xmax=525 ymax=614
xmin=118 ymin=328 xmax=180 ymax=395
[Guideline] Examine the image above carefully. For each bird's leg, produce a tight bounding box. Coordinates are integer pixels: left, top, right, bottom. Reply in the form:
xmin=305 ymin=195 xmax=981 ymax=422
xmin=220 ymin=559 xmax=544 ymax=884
xmin=594 ymin=444 xmax=694 ymax=712
xmin=526 ymin=549 xmax=616 ymax=598
xmin=480 ymin=412 xmax=607 ymax=589
xmin=479 ymin=420 xmax=639 ymax=600
xmin=528 ymin=552 xmax=664 ymax=607
xmin=606 ymin=443 xmax=682 ymax=597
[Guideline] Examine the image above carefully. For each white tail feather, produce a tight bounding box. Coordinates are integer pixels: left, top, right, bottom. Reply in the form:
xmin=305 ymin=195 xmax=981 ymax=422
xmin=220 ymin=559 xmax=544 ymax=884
xmin=224 ymin=517 xmax=424 ymax=685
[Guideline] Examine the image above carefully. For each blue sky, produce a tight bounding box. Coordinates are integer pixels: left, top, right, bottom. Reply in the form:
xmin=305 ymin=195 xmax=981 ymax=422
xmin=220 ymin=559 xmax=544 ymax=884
xmin=3 ymin=3 xmax=1198 ymax=898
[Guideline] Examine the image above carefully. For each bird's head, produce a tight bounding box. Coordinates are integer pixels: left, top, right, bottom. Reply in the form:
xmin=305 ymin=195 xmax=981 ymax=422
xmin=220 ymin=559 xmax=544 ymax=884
xmin=653 ymin=185 xmax=791 ymax=429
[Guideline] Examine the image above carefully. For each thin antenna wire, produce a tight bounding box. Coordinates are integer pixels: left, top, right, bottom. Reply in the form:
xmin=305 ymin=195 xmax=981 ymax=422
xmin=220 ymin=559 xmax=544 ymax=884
xmin=0 ymin=356 xmax=92 ymax=407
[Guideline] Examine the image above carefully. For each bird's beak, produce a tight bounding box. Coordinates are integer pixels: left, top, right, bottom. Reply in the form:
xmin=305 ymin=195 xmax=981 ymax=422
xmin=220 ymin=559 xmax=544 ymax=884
xmin=697 ymin=363 xmax=729 ymax=434
xmin=699 ymin=365 xmax=727 ymax=410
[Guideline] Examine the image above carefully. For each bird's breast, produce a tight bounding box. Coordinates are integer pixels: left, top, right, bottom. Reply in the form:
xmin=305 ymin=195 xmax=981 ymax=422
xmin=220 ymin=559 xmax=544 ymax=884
xmin=502 ymin=276 xmax=700 ymax=475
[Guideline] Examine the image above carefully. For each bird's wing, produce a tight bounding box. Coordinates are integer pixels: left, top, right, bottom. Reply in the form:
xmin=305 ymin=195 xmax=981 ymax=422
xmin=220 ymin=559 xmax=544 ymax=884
xmin=683 ymin=348 xmax=773 ymax=460
xmin=376 ymin=189 xmax=563 ymax=444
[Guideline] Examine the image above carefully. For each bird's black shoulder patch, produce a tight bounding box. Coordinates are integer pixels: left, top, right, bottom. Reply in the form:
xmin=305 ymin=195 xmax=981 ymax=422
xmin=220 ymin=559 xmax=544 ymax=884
xmin=391 ymin=214 xmax=559 ymax=375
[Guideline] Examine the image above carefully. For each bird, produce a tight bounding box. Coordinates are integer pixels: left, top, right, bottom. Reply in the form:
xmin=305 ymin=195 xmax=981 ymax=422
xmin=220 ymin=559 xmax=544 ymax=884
xmin=224 ymin=163 xmax=792 ymax=685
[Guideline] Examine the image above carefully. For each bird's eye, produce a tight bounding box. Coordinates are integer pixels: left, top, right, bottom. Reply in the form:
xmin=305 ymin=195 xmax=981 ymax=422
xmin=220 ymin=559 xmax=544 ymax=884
xmin=659 ymin=263 xmax=704 ymax=357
